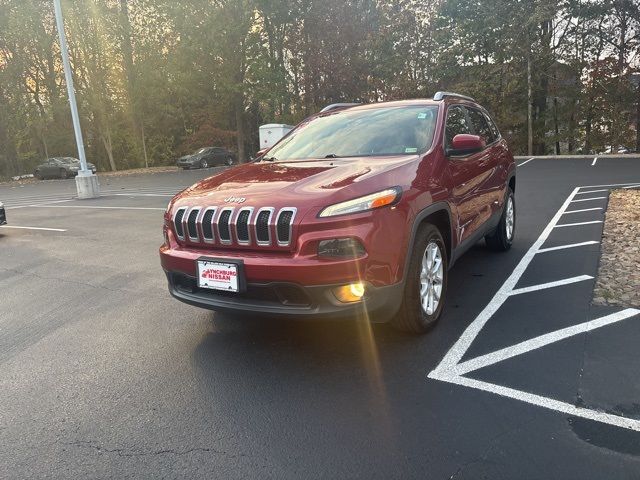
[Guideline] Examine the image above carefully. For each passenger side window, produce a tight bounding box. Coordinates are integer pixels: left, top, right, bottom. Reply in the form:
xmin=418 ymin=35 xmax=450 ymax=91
xmin=467 ymin=107 xmax=495 ymax=144
xmin=445 ymin=106 xmax=471 ymax=150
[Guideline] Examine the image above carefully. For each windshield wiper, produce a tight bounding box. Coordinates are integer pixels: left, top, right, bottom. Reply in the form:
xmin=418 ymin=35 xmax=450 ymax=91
xmin=324 ymin=154 xmax=340 ymax=158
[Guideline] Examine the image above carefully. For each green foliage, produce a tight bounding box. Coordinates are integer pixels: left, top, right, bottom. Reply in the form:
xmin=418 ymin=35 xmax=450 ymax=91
xmin=0 ymin=0 xmax=639 ymax=176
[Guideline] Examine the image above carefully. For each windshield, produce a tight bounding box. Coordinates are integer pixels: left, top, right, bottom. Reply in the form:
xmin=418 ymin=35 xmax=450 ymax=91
xmin=266 ymin=106 xmax=438 ymax=161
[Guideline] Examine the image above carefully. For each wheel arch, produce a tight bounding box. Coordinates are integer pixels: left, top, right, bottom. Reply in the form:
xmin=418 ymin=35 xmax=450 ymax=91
xmin=403 ymin=202 xmax=454 ymax=283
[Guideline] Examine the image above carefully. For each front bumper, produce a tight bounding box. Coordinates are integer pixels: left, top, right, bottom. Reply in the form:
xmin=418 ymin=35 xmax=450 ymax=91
xmin=177 ymin=160 xmax=198 ymax=168
xmin=164 ymin=270 xmax=403 ymax=321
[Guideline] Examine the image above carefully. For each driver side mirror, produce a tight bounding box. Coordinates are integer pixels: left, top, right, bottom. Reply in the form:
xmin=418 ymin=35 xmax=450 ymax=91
xmin=447 ymin=134 xmax=485 ymax=156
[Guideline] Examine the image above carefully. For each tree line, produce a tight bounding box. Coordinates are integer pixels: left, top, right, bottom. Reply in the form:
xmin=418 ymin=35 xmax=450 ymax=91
xmin=0 ymin=0 xmax=639 ymax=177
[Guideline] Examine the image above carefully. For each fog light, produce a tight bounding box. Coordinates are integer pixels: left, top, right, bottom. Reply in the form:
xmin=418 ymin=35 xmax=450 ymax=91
xmin=333 ymin=282 xmax=366 ymax=303
xmin=318 ymin=238 xmax=366 ymax=258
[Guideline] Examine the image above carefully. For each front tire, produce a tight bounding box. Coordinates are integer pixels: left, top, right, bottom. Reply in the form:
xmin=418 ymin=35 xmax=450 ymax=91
xmin=485 ymin=188 xmax=515 ymax=251
xmin=200 ymin=159 xmax=208 ymax=169
xmin=391 ymin=224 xmax=448 ymax=333
xmin=226 ymin=156 xmax=233 ymax=166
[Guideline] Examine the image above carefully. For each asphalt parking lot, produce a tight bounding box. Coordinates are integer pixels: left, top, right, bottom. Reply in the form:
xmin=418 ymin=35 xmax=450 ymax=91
xmin=1 ymin=157 xmax=640 ymax=479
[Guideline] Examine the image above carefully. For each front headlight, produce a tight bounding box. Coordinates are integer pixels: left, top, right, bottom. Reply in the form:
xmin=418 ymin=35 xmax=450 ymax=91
xmin=318 ymin=187 xmax=402 ymax=218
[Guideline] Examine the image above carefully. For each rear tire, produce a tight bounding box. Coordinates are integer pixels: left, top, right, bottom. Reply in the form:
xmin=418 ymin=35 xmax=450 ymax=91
xmin=200 ymin=159 xmax=208 ymax=169
xmin=391 ymin=224 xmax=448 ymax=333
xmin=226 ymin=156 xmax=233 ymax=166
xmin=485 ymin=188 xmax=515 ymax=251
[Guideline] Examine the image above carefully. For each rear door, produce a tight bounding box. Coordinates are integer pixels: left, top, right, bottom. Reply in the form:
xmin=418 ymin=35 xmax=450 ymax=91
xmin=445 ymin=105 xmax=491 ymax=244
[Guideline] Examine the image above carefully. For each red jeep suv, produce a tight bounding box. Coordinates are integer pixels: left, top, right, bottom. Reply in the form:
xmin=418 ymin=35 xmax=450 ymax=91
xmin=160 ymin=92 xmax=516 ymax=333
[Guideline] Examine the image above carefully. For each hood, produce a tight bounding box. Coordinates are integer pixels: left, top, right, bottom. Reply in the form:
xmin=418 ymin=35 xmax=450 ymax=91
xmin=170 ymin=155 xmax=418 ymax=211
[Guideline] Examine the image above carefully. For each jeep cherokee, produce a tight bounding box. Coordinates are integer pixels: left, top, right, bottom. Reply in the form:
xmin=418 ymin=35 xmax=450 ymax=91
xmin=160 ymin=92 xmax=516 ymax=333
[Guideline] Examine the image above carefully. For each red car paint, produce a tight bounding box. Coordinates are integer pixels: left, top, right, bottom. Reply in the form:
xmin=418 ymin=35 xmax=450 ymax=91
xmin=160 ymin=98 xmax=515 ymax=320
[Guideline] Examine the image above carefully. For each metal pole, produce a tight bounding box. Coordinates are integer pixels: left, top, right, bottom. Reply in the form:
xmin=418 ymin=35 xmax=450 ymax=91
xmin=53 ymin=0 xmax=89 ymax=174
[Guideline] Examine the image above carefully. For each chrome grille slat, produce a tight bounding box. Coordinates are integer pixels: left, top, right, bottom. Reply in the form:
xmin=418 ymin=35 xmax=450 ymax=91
xmin=235 ymin=207 xmax=253 ymax=245
xmin=253 ymin=207 xmax=274 ymax=246
xmin=173 ymin=207 xmax=187 ymax=240
xmin=186 ymin=207 xmax=201 ymax=241
xmin=217 ymin=207 xmax=234 ymax=244
xmin=276 ymin=208 xmax=297 ymax=246
xmin=201 ymin=207 xmax=217 ymax=242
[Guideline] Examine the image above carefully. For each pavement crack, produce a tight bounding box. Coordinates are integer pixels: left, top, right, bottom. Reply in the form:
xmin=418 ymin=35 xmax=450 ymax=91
xmin=65 ymin=440 xmax=222 ymax=458
xmin=574 ymin=333 xmax=589 ymax=408
xmin=446 ymin=416 xmax=539 ymax=479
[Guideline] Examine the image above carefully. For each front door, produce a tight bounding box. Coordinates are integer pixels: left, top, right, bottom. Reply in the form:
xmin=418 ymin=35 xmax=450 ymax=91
xmin=445 ymin=105 xmax=492 ymax=245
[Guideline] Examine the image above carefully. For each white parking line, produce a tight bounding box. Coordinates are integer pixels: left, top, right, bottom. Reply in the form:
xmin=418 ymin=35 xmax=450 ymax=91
xmin=570 ymin=196 xmax=607 ymax=203
xmin=6 ymin=199 xmax=75 ymax=210
xmin=574 ymin=189 xmax=608 ymax=194
xmin=446 ymin=373 xmax=640 ymax=432
xmin=26 ymin=205 xmax=165 ymax=211
xmin=111 ymin=193 xmax=174 ymax=197
xmin=622 ymin=184 xmax=640 ymax=189
xmin=429 ymin=187 xmax=580 ymax=377
xmin=579 ymin=181 xmax=640 ymax=188
xmin=517 ymin=157 xmax=535 ymax=167
xmin=453 ymin=308 xmax=639 ymax=375
xmin=0 ymin=225 xmax=67 ymax=232
xmin=591 ymin=157 xmax=598 ymax=166
xmin=537 ymin=241 xmax=599 ymax=253
xmin=554 ymin=220 xmax=603 ymax=228
xmin=563 ymin=207 xmax=602 ymax=214
xmin=429 ymin=181 xmax=640 ymax=432
xmin=509 ymin=275 xmax=593 ymax=296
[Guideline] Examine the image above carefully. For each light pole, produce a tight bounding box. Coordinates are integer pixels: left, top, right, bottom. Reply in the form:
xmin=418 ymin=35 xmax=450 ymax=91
xmin=53 ymin=0 xmax=99 ymax=198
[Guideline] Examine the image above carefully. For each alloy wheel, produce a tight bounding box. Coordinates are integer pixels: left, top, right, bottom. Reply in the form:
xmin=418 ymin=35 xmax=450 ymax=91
xmin=419 ymin=241 xmax=444 ymax=315
xmin=505 ymin=196 xmax=514 ymax=241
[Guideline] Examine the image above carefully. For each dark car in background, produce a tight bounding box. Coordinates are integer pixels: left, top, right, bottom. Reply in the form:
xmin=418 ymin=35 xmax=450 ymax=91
xmin=34 ymin=157 xmax=97 ymax=179
xmin=0 ymin=201 xmax=6 ymax=226
xmin=176 ymin=147 xmax=236 ymax=169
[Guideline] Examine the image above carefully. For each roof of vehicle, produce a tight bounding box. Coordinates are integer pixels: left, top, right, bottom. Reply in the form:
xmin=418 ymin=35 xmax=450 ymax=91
xmin=320 ymin=94 xmax=477 ymax=114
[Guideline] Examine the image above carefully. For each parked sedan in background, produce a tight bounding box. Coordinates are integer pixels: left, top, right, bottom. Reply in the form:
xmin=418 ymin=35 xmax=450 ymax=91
xmin=176 ymin=147 xmax=236 ymax=169
xmin=34 ymin=157 xmax=97 ymax=179
xmin=0 ymin=201 xmax=5 ymax=226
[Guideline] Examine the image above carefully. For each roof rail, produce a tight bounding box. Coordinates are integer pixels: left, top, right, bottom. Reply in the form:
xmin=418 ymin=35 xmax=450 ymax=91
xmin=320 ymin=103 xmax=360 ymax=113
xmin=433 ymin=91 xmax=475 ymax=102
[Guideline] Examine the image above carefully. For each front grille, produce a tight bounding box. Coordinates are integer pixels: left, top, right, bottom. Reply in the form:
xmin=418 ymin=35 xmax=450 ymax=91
xmin=172 ymin=205 xmax=296 ymax=248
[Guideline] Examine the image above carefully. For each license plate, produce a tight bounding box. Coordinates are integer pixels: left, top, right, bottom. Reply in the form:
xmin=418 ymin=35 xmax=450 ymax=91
xmin=197 ymin=259 xmax=240 ymax=292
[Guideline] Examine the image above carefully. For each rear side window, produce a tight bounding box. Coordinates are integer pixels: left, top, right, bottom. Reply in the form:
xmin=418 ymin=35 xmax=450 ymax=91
xmin=445 ymin=106 xmax=471 ymax=149
xmin=467 ymin=107 xmax=495 ymax=144
xmin=483 ymin=111 xmax=501 ymax=140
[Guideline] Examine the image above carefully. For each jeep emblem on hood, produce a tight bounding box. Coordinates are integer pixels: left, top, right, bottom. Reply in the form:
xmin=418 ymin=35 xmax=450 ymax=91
xmin=224 ymin=196 xmax=246 ymax=204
